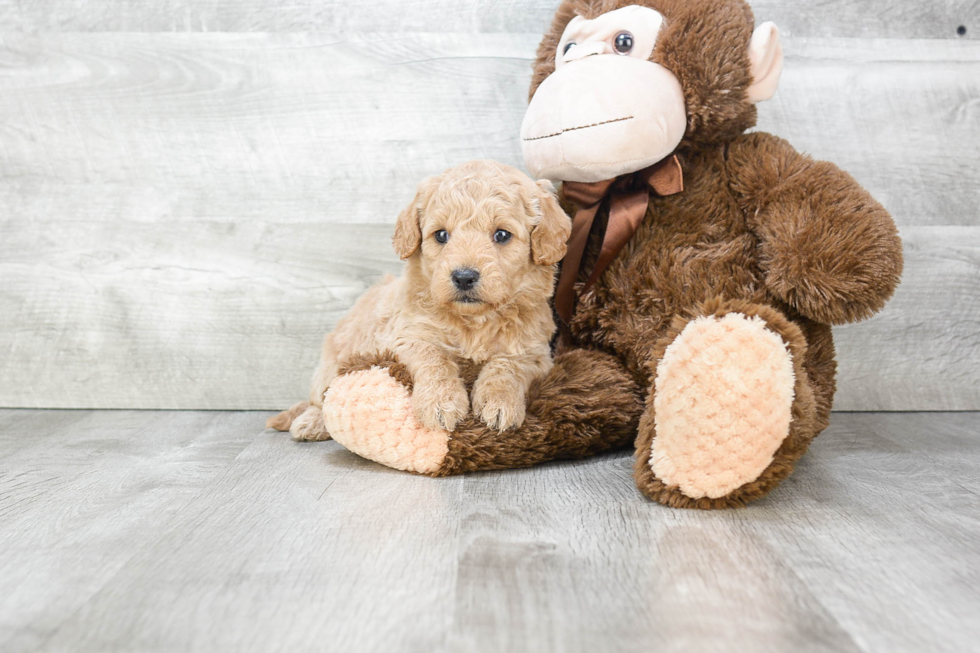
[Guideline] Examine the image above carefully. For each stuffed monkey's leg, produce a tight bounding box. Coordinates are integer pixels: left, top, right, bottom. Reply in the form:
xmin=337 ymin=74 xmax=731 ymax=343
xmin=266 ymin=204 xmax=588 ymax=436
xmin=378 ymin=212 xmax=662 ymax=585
xmin=439 ymin=348 xmax=642 ymax=475
xmin=633 ymin=299 xmax=826 ymax=509
xmin=324 ymin=348 xmax=642 ymax=476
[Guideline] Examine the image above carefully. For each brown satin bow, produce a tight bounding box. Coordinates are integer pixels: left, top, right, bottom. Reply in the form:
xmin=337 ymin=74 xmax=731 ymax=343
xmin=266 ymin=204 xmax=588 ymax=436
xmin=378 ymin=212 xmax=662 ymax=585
xmin=554 ymin=154 xmax=684 ymax=329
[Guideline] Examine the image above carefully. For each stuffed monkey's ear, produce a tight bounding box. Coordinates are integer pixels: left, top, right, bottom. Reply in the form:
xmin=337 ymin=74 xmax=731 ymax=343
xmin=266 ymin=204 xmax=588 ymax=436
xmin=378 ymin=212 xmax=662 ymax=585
xmin=392 ymin=177 xmax=435 ymax=260
xmin=530 ymin=180 xmax=572 ymax=266
xmin=747 ymin=22 xmax=783 ymax=103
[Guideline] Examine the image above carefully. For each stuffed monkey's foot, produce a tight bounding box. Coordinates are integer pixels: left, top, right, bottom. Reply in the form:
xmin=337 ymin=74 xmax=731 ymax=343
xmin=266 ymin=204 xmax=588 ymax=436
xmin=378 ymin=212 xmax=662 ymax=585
xmin=651 ymin=312 xmax=794 ymax=498
xmin=323 ymin=367 xmax=449 ymax=474
xmin=636 ymin=303 xmax=819 ymax=509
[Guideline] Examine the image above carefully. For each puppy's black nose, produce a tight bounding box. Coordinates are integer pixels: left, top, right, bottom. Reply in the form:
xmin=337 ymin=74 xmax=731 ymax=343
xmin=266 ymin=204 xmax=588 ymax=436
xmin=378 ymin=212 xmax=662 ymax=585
xmin=451 ymin=268 xmax=480 ymax=291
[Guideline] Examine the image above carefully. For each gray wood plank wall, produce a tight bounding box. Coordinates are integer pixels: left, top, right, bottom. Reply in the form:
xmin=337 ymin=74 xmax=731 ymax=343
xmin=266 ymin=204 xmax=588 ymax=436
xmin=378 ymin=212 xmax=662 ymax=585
xmin=1 ymin=2 xmax=978 ymax=410
xmin=1 ymin=1 xmax=977 ymax=38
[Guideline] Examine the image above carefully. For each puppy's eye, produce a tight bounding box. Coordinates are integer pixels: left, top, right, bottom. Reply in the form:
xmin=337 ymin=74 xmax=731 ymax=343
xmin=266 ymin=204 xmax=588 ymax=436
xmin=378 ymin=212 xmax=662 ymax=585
xmin=434 ymin=230 xmax=449 ymax=244
xmin=562 ymin=42 xmax=576 ymax=55
xmin=614 ymin=31 xmax=634 ymax=54
xmin=493 ymin=229 xmax=512 ymax=244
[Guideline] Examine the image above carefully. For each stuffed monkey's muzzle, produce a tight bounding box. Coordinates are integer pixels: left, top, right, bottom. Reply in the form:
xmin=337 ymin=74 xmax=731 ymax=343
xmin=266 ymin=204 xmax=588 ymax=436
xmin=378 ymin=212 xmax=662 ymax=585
xmin=521 ymin=55 xmax=687 ymax=183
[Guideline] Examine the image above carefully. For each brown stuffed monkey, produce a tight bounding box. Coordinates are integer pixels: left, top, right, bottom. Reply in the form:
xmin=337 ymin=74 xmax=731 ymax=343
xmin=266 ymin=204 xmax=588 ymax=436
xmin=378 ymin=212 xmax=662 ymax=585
xmin=276 ymin=0 xmax=903 ymax=509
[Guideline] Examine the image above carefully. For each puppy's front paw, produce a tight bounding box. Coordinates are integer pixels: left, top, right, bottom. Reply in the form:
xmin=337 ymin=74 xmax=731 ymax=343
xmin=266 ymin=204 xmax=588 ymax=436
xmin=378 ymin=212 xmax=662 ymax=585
xmin=412 ymin=378 xmax=469 ymax=432
xmin=472 ymin=378 xmax=526 ymax=432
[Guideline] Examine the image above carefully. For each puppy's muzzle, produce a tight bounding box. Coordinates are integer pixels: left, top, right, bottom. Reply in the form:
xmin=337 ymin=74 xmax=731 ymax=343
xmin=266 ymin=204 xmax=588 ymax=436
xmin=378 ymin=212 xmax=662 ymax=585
xmin=451 ymin=268 xmax=480 ymax=292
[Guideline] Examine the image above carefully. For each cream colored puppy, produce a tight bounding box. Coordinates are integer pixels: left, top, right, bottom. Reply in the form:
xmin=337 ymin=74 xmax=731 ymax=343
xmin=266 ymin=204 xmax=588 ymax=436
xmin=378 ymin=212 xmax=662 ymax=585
xmin=269 ymin=160 xmax=571 ymax=440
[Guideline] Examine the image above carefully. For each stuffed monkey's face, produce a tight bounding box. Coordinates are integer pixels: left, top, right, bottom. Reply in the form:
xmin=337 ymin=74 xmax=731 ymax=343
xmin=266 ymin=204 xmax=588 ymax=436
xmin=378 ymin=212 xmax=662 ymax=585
xmin=521 ymin=5 xmax=686 ymax=183
xmin=521 ymin=3 xmax=784 ymax=183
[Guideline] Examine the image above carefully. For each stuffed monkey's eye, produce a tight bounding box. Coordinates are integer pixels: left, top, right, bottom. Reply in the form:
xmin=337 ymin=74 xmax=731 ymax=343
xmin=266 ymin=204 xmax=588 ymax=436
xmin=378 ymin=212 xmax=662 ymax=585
xmin=614 ymin=31 xmax=634 ymax=54
xmin=434 ymin=230 xmax=449 ymax=244
xmin=493 ymin=229 xmax=512 ymax=244
xmin=562 ymin=42 xmax=576 ymax=55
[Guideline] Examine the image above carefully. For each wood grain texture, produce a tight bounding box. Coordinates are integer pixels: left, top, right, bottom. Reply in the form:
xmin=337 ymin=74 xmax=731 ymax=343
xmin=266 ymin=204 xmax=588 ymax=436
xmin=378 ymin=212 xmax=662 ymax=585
xmin=20 ymin=411 xmax=465 ymax=652
xmin=0 ymin=223 xmax=980 ymax=410
xmin=833 ymin=226 xmax=980 ymax=411
xmin=757 ymin=412 xmax=980 ymax=653
xmin=0 ymin=0 xmax=976 ymax=38
xmin=0 ymin=33 xmax=530 ymax=226
xmin=0 ymin=222 xmax=401 ymax=409
xmin=0 ymin=32 xmax=977 ymax=409
xmin=0 ymin=410 xmax=256 ymax=652
xmin=1 ymin=35 xmax=976 ymax=227
xmin=1 ymin=409 xmax=978 ymax=651
xmin=1 ymin=220 xmax=975 ymax=410
xmin=447 ymin=458 xmax=864 ymax=652
xmin=759 ymin=37 xmax=980 ymax=228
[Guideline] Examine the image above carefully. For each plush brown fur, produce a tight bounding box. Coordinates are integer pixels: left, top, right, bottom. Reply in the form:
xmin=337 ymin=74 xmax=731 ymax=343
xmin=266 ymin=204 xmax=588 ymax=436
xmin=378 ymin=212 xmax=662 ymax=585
xmin=515 ymin=0 xmax=900 ymax=507
xmin=287 ymin=0 xmax=902 ymax=509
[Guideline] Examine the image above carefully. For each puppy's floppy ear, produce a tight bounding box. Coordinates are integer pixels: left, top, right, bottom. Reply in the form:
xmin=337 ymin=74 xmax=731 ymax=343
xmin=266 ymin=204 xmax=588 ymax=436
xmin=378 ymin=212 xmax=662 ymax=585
xmin=530 ymin=179 xmax=572 ymax=266
xmin=392 ymin=176 xmax=437 ymax=260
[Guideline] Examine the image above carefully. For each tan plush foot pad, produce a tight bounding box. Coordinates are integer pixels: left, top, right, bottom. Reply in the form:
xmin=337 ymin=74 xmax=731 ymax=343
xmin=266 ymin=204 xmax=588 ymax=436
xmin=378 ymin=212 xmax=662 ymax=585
xmin=322 ymin=367 xmax=449 ymax=474
xmin=651 ymin=313 xmax=795 ymax=499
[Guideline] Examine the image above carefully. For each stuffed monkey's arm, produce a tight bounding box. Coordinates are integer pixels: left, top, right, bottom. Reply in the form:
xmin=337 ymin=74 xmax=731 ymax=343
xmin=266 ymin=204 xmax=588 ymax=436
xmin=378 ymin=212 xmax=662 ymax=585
xmin=726 ymin=132 xmax=903 ymax=325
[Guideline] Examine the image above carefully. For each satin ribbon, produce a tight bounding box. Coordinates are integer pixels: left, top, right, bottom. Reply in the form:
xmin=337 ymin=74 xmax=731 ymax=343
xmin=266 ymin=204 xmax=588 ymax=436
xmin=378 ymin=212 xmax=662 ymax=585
xmin=554 ymin=154 xmax=684 ymax=329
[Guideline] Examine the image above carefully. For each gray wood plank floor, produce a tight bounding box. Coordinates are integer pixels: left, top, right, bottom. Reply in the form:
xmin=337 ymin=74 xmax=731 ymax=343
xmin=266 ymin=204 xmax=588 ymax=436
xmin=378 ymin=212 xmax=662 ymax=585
xmin=1 ymin=410 xmax=977 ymax=652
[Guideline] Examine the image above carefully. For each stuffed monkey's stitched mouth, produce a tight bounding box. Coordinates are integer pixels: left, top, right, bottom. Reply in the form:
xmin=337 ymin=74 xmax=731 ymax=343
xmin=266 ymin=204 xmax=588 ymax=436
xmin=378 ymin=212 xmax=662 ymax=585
xmin=523 ymin=116 xmax=634 ymax=142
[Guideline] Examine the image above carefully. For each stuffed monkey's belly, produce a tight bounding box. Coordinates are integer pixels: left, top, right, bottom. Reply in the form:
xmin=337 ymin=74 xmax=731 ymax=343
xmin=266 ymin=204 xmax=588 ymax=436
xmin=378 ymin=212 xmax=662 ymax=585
xmin=650 ymin=313 xmax=795 ymax=499
xmin=322 ymin=368 xmax=449 ymax=474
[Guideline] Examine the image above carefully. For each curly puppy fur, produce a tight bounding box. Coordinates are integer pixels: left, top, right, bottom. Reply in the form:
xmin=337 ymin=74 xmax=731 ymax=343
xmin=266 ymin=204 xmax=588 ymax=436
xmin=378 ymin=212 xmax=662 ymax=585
xmin=268 ymin=160 xmax=571 ymax=439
